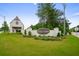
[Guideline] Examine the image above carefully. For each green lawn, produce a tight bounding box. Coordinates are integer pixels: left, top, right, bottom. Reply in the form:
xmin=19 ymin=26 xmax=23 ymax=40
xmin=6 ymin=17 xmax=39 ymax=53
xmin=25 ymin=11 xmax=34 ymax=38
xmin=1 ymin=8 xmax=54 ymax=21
xmin=0 ymin=33 xmax=79 ymax=56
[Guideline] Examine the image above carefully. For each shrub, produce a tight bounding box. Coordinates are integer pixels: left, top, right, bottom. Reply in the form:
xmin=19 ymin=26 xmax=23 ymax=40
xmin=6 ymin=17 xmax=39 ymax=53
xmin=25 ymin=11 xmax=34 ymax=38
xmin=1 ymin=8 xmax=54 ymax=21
xmin=24 ymin=30 xmax=27 ymax=36
xmin=40 ymin=36 xmax=49 ymax=40
xmin=23 ymin=30 xmax=27 ymax=37
xmin=28 ymin=31 xmax=32 ymax=36
xmin=34 ymin=35 xmax=63 ymax=41
xmin=57 ymin=32 xmax=61 ymax=37
xmin=69 ymin=32 xmax=71 ymax=35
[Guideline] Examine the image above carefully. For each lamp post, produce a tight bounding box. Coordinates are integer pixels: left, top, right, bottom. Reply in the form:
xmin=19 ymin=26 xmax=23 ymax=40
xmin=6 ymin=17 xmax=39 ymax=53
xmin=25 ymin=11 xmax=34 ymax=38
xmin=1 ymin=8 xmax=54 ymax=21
xmin=63 ymin=3 xmax=66 ymax=35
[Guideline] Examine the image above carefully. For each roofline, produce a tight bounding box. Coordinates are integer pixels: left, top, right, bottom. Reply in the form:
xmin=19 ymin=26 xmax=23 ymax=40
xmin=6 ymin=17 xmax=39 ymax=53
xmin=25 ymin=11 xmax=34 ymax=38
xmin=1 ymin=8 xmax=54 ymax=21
xmin=10 ymin=16 xmax=24 ymax=28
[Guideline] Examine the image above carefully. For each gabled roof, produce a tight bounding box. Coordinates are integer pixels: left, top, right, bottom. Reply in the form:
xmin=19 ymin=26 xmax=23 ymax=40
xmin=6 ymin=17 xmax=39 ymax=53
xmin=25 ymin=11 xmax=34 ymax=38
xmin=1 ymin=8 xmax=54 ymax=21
xmin=14 ymin=16 xmax=20 ymax=21
xmin=10 ymin=16 xmax=24 ymax=27
xmin=10 ymin=16 xmax=20 ymax=23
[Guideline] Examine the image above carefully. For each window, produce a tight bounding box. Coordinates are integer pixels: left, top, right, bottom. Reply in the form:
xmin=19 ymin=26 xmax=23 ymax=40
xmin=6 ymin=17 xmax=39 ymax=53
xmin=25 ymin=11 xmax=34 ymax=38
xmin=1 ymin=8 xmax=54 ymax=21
xmin=16 ymin=21 xmax=19 ymax=25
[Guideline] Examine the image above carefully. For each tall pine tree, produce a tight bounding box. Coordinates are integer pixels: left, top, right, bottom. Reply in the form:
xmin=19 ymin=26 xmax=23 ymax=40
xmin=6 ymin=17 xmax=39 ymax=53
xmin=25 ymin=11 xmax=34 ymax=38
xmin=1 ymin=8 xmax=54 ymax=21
xmin=31 ymin=3 xmax=70 ymax=35
xmin=36 ymin=3 xmax=63 ymax=29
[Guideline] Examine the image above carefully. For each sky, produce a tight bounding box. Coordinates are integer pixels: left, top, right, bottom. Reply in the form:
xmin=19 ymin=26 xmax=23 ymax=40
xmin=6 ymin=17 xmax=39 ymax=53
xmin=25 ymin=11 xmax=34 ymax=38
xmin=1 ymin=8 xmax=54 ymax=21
xmin=0 ymin=3 xmax=79 ymax=29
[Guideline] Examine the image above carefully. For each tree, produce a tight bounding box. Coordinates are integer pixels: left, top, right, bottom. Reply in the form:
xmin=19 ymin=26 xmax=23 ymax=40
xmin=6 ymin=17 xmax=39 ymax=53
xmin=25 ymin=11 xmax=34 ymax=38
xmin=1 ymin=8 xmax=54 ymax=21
xmin=37 ymin=3 xmax=63 ymax=28
xmin=58 ymin=19 xmax=70 ymax=35
xmin=0 ymin=28 xmax=2 ymax=31
xmin=28 ymin=31 xmax=32 ymax=36
xmin=24 ymin=30 xmax=27 ymax=36
xmin=32 ymin=3 xmax=63 ymax=30
xmin=32 ymin=3 xmax=63 ymax=29
xmin=32 ymin=3 xmax=70 ymax=35
xmin=1 ymin=21 xmax=9 ymax=32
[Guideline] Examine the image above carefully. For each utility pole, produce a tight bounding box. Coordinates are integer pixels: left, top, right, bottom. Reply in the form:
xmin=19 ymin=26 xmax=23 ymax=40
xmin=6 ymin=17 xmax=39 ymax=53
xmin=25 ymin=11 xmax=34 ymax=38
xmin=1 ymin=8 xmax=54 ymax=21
xmin=63 ymin=3 xmax=66 ymax=35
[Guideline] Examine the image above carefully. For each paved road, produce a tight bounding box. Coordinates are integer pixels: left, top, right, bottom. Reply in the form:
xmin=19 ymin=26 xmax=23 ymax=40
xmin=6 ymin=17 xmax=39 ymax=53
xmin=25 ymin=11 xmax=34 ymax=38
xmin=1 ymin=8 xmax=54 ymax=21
xmin=72 ymin=32 xmax=79 ymax=38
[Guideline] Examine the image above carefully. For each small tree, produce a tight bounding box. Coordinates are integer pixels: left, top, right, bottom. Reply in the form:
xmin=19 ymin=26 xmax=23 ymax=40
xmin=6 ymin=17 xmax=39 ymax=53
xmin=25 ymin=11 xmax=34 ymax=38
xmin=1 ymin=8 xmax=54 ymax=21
xmin=0 ymin=28 xmax=2 ymax=31
xmin=28 ymin=31 xmax=32 ymax=36
xmin=1 ymin=21 xmax=9 ymax=32
xmin=24 ymin=30 xmax=27 ymax=36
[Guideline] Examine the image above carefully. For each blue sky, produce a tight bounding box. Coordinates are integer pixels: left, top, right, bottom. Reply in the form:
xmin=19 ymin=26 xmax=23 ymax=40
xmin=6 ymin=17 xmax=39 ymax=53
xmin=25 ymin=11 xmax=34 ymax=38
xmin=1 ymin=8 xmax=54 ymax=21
xmin=0 ymin=3 xmax=79 ymax=29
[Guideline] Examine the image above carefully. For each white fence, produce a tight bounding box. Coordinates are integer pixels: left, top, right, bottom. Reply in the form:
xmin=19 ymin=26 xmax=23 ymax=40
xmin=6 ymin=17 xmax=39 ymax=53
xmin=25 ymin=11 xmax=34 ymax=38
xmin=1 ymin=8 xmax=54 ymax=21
xmin=26 ymin=27 xmax=60 ymax=37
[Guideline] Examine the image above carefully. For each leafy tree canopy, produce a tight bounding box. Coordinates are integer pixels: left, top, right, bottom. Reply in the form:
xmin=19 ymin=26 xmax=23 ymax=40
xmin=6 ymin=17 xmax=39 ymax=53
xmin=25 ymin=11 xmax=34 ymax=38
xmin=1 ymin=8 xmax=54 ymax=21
xmin=32 ymin=3 xmax=70 ymax=35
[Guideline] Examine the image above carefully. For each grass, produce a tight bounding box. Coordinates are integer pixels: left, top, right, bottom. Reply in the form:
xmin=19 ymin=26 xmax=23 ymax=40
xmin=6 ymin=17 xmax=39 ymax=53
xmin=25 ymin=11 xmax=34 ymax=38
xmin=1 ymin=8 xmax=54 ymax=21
xmin=0 ymin=33 xmax=79 ymax=56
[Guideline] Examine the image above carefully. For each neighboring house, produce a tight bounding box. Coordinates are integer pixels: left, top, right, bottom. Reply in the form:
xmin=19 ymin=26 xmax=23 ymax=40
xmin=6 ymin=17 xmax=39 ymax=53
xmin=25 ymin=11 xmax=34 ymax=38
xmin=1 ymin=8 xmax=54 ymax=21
xmin=73 ymin=26 xmax=79 ymax=32
xmin=10 ymin=16 xmax=24 ymax=34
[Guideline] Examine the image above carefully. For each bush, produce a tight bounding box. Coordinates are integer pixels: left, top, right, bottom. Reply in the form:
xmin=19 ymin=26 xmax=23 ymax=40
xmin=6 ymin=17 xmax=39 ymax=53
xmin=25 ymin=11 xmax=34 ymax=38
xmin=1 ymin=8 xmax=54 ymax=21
xmin=34 ymin=35 xmax=63 ymax=41
xmin=57 ymin=32 xmax=61 ymax=37
xmin=41 ymin=36 xmax=49 ymax=40
xmin=24 ymin=30 xmax=27 ymax=36
xmin=28 ymin=31 xmax=32 ymax=36
xmin=69 ymin=32 xmax=71 ymax=35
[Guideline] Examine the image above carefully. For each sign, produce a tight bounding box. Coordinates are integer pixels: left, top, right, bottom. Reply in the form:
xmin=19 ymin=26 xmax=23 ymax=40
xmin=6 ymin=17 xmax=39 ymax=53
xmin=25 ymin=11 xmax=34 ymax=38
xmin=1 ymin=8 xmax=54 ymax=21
xmin=37 ymin=28 xmax=50 ymax=34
